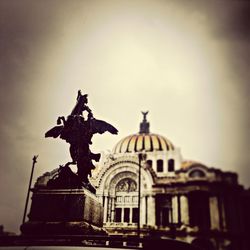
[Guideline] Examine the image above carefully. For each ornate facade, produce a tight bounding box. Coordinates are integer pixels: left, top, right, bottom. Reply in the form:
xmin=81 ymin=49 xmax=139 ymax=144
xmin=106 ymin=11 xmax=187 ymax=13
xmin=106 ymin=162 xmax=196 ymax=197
xmin=90 ymin=114 xmax=250 ymax=250
xmin=34 ymin=113 xmax=250 ymax=249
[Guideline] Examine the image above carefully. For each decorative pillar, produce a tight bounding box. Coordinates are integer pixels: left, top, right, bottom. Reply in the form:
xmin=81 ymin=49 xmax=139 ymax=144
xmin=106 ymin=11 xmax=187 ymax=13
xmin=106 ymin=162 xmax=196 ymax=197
xmin=172 ymin=195 xmax=178 ymax=224
xmin=209 ymin=196 xmax=220 ymax=230
xmin=129 ymin=207 xmax=133 ymax=223
xmin=141 ymin=196 xmax=146 ymax=225
xmin=121 ymin=207 xmax=124 ymax=223
xmin=103 ymin=196 xmax=108 ymax=223
xmin=180 ymin=195 xmax=189 ymax=225
xmin=147 ymin=195 xmax=156 ymax=225
xmin=218 ymin=196 xmax=227 ymax=230
xmin=177 ymin=195 xmax=181 ymax=224
xmin=111 ymin=197 xmax=115 ymax=222
xmin=106 ymin=197 xmax=110 ymax=222
xmin=221 ymin=200 xmax=227 ymax=230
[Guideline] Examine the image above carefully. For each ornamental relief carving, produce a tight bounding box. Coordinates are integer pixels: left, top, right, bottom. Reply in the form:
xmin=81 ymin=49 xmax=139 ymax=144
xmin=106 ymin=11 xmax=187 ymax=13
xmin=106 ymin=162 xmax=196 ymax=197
xmin=109 ymin=171 xmax=137 ymax=194
xmin=116 ymin=178 xmax=137 ymax=192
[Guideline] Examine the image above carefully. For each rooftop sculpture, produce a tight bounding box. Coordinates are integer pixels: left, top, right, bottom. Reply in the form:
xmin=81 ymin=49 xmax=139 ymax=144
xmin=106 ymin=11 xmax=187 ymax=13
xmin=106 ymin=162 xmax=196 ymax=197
xmin=45 ymin=90 xmax=118 ymax=189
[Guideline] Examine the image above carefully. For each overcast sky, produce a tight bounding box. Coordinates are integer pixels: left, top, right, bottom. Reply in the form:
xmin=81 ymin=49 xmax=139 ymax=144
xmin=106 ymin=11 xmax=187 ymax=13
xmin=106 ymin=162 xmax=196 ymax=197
xmin=0 ymin=0 xmax=249 ymax=233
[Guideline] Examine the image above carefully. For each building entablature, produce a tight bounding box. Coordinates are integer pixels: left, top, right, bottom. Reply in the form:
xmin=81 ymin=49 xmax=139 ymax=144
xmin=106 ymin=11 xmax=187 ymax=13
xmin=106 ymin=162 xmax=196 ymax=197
xmin=152 ymin=180 xmax=243 ymax=195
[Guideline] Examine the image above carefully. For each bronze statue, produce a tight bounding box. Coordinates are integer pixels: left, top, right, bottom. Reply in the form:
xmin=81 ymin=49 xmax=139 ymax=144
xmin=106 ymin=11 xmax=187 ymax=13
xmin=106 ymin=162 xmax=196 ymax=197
xmin=142 ymin=111 xmax=149 ymax=121
xmin=45 ymin=90 xmax=118 ymax=189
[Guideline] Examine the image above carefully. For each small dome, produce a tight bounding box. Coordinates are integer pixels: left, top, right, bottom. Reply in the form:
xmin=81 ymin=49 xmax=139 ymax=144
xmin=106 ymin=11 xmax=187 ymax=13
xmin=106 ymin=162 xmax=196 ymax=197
xmin=181 ymin=160 xmax=207 ymax=170
xmin=112 ymin=133 xmax=175 ymax=154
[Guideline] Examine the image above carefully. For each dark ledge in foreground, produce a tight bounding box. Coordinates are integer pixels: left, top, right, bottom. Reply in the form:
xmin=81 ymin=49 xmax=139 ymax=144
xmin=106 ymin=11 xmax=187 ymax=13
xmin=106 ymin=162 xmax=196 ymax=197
xmin=0 ymin=235 xmax=201 ymax=250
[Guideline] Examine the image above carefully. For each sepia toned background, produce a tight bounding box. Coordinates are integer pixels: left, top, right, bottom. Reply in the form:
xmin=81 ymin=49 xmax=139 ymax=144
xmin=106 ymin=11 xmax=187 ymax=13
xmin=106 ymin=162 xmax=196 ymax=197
xmin=0 ymin=0 xmax=249 ymax=233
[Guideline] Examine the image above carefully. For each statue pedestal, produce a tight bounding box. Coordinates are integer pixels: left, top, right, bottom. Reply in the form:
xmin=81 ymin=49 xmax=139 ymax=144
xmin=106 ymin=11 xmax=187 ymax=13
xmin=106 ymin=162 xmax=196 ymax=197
xmin=20 ymin=188 xmax=105 ymax=235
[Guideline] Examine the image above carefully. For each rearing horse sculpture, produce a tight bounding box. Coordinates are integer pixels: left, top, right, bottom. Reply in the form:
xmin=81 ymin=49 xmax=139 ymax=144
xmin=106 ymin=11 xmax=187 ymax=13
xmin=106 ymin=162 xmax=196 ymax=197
xmin=45 ymin=90 xmax=118 ymax=186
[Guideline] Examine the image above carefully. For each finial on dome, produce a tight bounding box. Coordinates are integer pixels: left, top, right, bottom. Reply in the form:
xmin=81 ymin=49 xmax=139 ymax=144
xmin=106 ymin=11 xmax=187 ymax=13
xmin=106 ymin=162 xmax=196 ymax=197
xmin=139 ymin=111 xmax=150 ymax=134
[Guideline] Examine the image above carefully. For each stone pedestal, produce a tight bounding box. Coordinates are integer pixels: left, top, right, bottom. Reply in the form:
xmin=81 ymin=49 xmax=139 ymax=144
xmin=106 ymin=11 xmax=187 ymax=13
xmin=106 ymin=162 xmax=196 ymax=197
xmin=20 ymin=188 xmax=106 ymax=235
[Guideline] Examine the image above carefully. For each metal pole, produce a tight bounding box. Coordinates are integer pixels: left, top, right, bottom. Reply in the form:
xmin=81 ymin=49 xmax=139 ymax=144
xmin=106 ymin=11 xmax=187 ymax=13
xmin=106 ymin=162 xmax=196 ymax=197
xmin=137 ymin=153 xmax=142 ymax=238
xmin=22 ymin=155 xmax=38 ymax=224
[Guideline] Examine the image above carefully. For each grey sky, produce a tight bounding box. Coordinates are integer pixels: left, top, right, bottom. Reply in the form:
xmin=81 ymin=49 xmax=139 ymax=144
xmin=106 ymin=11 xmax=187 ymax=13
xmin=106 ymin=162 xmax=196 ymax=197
xmin=0 ymin=0 xmax=249 ymax=233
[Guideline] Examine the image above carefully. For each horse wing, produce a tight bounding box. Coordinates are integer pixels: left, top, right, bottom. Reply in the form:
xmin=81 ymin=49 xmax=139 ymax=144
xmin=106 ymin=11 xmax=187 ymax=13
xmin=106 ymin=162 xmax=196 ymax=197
xmin=91 ymin=119 xmax=118 ymax=135
xmin=45 ymin=125 xmax=64 ymax=138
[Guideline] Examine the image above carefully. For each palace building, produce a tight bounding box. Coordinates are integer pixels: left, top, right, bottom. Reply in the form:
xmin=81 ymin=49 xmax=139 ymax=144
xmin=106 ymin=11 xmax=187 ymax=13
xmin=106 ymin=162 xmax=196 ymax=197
xmin=33 ymin=113 xmax=250 ymax=250
xmin=89 ymin=113 xmax=250 ymax=250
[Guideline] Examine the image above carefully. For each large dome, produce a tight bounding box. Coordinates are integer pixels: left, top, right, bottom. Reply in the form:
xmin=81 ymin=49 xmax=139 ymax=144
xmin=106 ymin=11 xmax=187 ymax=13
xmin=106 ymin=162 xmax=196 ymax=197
xmin=112 ymin=133 xmax=175 ymax=154
xmin=112 ymin=112 xmax=175 ymax=154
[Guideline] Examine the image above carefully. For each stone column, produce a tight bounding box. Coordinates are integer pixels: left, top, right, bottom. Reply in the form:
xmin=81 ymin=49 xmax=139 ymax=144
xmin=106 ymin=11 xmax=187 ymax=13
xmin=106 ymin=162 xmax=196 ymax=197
xmin=209 ymin=196 xmax=220 ymax=230
xmin=147 ymin=195 xmax=156 ymax=226
xmin=141 ymin=196 xmax=146 ymax=226
xmin=129 ymin=207 xmax=132 ymax=223
xmin=218 ymin=196 xmax=227 ymax=230
xmin=111 ymin=197 xmax=115 ymax=222
xmin=172 ymin=195 xmax=178 ymax=224
xmin=177 ymin=195 xmax=181 ymax=224
xmin=103 ymin=196 xmax=108 ymax=223
xmin=221 ymin=200 xmax=227 ymax=230
xmin=106 ymin=197 xmax=110 ymax=222
xmin=121 ymin=207 xmax=124 ymax=223
xmin=180 ymin=195 xmax=189 ymax=225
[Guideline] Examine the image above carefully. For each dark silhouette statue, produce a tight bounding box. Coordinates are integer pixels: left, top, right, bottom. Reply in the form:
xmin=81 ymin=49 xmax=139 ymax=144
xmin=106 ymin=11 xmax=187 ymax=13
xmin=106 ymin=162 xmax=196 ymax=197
xmin=45 ymin=90 xmax=118 ymax=189
xmin=142 ymin=111 xmax=149 ymax=121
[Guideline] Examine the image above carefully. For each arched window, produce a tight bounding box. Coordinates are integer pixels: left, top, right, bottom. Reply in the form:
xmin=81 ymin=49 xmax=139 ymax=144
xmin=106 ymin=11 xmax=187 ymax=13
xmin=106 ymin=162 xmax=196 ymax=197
xmin=114 ymin=178 xmax=138 ymax=224
xmin=168 ymin=159 xmax=175 ymax=172
xmin=146 ymin=160 xmax=152 ymax=167
xmin=157 ymin=159 xmax=163 ymax=172
xmin=189 ymin=169 xmax=206 ymax=178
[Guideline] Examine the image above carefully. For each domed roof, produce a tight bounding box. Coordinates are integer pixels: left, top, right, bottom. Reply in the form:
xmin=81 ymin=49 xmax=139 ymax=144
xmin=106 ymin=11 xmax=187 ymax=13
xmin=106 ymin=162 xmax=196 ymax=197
xmin=181 ymin=160 xmax=207 ymax=170
xmin=112 ymin=112 xmax=175 ymax=154
xmin=112 ymin=133 xmax=175 ymax=154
